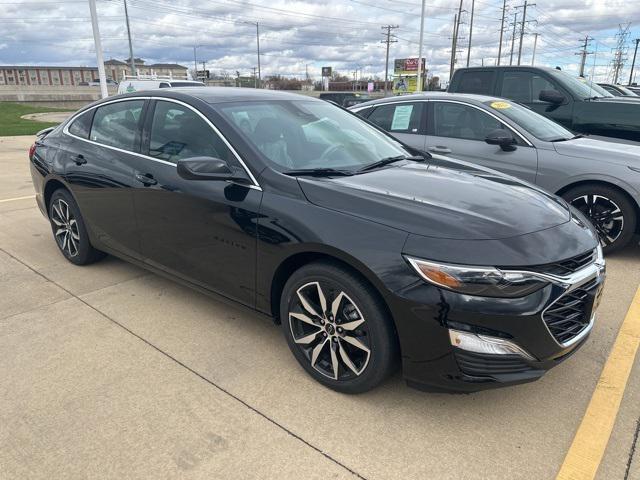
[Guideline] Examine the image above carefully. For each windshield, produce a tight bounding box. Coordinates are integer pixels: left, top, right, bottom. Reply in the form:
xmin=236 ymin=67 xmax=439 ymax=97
xmin=484 ymin=100 xmax=574 ymax=142
xmin=548 ymin=70 xmax=609 ymax=99
xmin=616 ymin=85 xmax=638 ymax=96
xmin=582 ymin=80 xmax=614 ymax=97
xmin=171 ymin=82 xmax=206 ymax=87
xmin=216 ymin=100 xmax=409 ymax=171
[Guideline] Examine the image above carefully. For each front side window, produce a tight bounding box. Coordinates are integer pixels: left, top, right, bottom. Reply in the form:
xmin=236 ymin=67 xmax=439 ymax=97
xmin=217 ymin=100 xmax=408 ymax=171
xmin=68 ymin=109 xmax=94 ymax=139
xmin=90 ymin=100 xmax=144 ymax=151
xmin=148 ymin=101 xmax=233 ymax=163
xmin=500 ymin=72 xmax=558 ymax=103
xmin=484 ymin=100 xmax=573 ymax=141
xmin=367 ymin=102 xmax=424 ymax=134
xmin=433 ymin=102 xmax=503 ymax=141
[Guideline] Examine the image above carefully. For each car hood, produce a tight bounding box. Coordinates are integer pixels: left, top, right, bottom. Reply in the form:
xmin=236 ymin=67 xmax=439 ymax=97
xmin=553 ymin=137 xmax=640 ymax=164
xmin=298 ymin=159 xmax=571 ymax=240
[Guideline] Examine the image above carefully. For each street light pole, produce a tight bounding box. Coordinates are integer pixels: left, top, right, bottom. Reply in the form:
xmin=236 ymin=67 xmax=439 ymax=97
xmin=193 ymin=46 xmax=198 ymax=81
xmin=416 ymin=0 xmax=426 ymax=92
xmin=88 ymin=0 xmax=108 ymax=98
xmin=256 ymin=22 xmax=261 ymax=88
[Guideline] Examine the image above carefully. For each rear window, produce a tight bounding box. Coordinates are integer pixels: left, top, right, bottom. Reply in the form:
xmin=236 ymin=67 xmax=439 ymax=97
xmin=455 ymin=71 xmax=495 ymax=95
xmin=367 ymin=102 xmax=424 ymax=134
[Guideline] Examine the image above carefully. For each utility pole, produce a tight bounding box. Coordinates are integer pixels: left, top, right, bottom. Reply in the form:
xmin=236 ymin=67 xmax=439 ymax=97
xmin=516 ymin=0 xmax=534 ymax=66
xmin=449 ymin=14 xmax=457 ymax=80
xmin=193 ymin=46 xmax=198 ymax=81
xmin=123 ymin=0 xmax=136 ymax=76
xmin=416 ymin=0 xmax=426 ymax=92
xmin=452 ymin=0 xmax=464 ymax=75
xmin=531 ymin=32 xmax=539 ymax=65
xmin=255 ymin=22 xmax=261 ymax=88
xmin=252 ymin=67 xmax=257 ymax=88
xmin=509 ymin=12 xmax=518 ymax=66
xmin=576 ymin=36 xmax=593 ymax=77
xmin=610 ymin=23 xmax=631 ymax=84
xmin=88 ymin=0 xmax=108 ymax=98
xmin=466 ymin=0 xmax=475 ymax=67
xmin=629 ymin=39 xmax=639 ymax=85
xmin=497 ymin=0 xmax=507 ymax=65
xmin=381 ymin=25 xmax=398 ymax=96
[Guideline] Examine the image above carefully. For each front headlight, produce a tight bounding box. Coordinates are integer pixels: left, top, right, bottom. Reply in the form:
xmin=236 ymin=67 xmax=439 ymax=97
xmin=405 ymin=256 xmax=549 ymax=298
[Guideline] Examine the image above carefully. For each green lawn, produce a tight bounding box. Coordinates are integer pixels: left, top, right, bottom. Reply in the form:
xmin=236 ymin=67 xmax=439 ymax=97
xmin=0 ymin=102 xmax=70 ymax=136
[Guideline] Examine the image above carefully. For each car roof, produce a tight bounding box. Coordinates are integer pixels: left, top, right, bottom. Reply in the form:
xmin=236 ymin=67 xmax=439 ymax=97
xmin=349 ymin=91 xmax=503 ymax=109
xmin=165 ymin=87 xmax=318 ymax=104
xmin=454 ymin=65 xmax=561 ymax=73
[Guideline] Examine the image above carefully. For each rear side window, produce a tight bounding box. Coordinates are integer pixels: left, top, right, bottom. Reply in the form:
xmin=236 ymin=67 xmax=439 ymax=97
xmin=90 ymin=100 xmax=144 ymax=151
xmin=456 ymin=71 xmax=495 ymax=94
xmin=68 ymin=110 xmax=94 ymax=139
xmin=148 ymin=101 xmax=233 ymax=163
xmin=367 ymin=102 xmax=424 ymax=134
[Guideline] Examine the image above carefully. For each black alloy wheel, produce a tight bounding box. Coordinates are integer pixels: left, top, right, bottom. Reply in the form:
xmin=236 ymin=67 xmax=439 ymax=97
xmin=48 ymin=189 xmax=105 ymax=265
xmin=563 ymin=184 xmax=636 ymax=253
xmin=280 ymin=261 xmax=398 ymax=394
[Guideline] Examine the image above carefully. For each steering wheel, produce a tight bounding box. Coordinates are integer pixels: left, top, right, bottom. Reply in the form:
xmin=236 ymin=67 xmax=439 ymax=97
xmin=319 ymin=143 xmax=346 ymax=163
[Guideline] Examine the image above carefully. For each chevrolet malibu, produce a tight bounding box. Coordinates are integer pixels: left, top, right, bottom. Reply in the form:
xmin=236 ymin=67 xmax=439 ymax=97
xmin=29 ymin=88 xmax=605 ymax=393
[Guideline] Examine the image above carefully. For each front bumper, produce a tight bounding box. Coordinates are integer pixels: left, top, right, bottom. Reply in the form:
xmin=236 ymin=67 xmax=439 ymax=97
xmin=389 ymin=259 xmax=606 ymax=393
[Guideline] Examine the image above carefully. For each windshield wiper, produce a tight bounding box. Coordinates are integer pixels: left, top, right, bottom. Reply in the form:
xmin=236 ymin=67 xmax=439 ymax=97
xmin=550 ymin=134 xmax=584 ymax=142
xmin=283 ymin=168 xmax=354 ymax=177
xmin=358 ymin=155 xmax=424 ymax=173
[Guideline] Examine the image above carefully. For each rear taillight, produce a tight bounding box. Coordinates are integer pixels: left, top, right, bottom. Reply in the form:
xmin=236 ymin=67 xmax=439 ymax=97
xmin=28 ymin=144 xmax=36 ymax=160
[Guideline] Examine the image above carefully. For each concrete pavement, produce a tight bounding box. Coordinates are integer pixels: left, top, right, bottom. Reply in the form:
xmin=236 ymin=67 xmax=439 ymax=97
xmin=1 ymin=135 xmax=639 ymax=479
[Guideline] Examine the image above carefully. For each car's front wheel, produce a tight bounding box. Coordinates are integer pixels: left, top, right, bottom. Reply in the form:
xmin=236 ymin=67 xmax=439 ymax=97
xmin=280 ymin=261 xmax=398 ymax=394
xmin=48 ymin=189 xmax=105 ymax=265
xmin=562 ymin=184 xmax=637 ymax=253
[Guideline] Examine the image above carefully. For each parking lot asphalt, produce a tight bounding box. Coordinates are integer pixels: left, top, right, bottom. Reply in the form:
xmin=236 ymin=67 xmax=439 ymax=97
xmin=1 ymin=135 xmax=639 ymax=480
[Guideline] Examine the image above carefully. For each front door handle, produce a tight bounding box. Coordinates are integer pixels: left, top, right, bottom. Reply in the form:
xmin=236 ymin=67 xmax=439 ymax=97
xmin=135 ymin=173 xmax=157 ymax=186
xmin=73 ymin=154 xmax=87 ymax=165
xmin=427 ymin=146 xmax=452 ymax=154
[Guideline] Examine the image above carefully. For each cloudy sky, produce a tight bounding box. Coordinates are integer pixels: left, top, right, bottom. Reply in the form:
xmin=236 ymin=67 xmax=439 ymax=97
xmin=1 ymin=0 xmax=639 ymax=84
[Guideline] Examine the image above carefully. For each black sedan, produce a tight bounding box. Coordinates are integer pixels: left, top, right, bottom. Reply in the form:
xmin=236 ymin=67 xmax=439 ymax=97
xmin=29 ymin=88 xmax=605 ymax=393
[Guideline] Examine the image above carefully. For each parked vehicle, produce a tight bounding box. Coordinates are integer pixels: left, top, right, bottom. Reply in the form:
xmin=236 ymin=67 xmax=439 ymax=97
xmin=448 ymin=66 xmax=640 ymax=143
xmin=319 ymin=92 xmax=371 ymax=107
xmin=627 ymin=85 xmax=640 ymax=95
xmin=351 ymin=92 xmax=640 ymax=252
xmin=30 ymin=88 xmax=604 ymax=393
xmin=598 ymin=83 xmax=639 ymax=97
xmin=117 ymin=75 xmax=204 ymax=94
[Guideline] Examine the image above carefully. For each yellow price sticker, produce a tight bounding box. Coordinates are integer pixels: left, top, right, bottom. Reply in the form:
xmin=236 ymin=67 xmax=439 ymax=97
xmin=490 ymin=101 xmax=511 ymax=109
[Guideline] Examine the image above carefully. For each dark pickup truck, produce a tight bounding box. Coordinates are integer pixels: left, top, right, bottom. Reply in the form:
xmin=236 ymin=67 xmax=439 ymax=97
xmin=448 ymin=66 xmax=640 ymax=143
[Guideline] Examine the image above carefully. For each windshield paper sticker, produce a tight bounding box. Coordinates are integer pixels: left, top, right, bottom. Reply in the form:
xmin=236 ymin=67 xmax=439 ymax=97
xmin=391 ymin=105 xmax=413 ymax=130
xmin=490 ymin=101 xmax=511 ymax=109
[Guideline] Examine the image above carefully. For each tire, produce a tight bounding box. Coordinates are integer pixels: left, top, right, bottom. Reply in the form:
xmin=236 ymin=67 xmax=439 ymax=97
xmin=48 ymin=189 xmax=105 ymax=265
xmin=562 ymin=184 xmax=637 ymax=254
xmin=280 ymin=261 xmax=398 ymax=394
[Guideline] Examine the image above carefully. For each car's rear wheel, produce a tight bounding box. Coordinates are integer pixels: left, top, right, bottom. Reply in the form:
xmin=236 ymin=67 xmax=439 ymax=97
xmin=280 ymin=261 xmax=397 ymax=393
xmin=48 ymin=189 xmax=105 ymax=265
xmin=562 ymin=184 xmax=636 ymax=253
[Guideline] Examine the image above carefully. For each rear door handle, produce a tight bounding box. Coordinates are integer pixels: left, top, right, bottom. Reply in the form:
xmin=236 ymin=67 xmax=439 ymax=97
xmin=73 ymin=154 xmax=87 ymax=165
xmin=135 ymin=173 xmax=157 ymax=186
xmin=427 ymin=146 xmax=452 ymax=154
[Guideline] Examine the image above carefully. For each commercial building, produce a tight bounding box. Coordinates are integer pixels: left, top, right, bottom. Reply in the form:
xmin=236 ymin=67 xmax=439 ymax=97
xmin=104 ymin=58 xmax=189 ymax=81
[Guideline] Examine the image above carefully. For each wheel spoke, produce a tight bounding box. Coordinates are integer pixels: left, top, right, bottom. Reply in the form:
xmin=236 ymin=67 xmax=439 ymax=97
xmin=69 ymin=235 xmax=78 ymax=255
xmin=330 ymin=342 xmax=339 ymax=380
xmin=315 ymin=282 xmax=327 ymax=314
xmin=342 ymin=335 xmax=370 ymax=353
xmin=310 ymin=339 xmax=328 ymax=367
xmin=290 ymin=312 xmax=318 ymax=327
xmin=297 ymin=288 xmax=321 ymax=318
xmin=330 ymin=291 xmax=345 ymax=319
xmin=55 ymin=228 xmax=67 ymax=237
xmin=338 ymin=340 xmax=360 ymax=375
xmin=61 ymin=231 xmax=69 ymax=252
xmin=62 ymin=201 xmax=70 ymax=222
xmin=52 ymin=203 xmax=64 ymax=222
xmin=340 ymin=318 xmax=365 ymax=331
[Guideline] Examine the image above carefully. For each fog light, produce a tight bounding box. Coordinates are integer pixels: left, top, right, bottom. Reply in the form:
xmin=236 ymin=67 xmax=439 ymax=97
xmin=448 ymin=329 xmax=536 ymax=361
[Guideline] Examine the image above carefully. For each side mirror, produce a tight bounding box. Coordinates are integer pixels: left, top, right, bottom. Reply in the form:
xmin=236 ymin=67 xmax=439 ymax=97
xmin=485 ymin=129 xmax=517 ymax=151
xmin=538 ymin=89 xmax=565 ymax=104
xmin=177 ymin=157 xmax=250 ymax=183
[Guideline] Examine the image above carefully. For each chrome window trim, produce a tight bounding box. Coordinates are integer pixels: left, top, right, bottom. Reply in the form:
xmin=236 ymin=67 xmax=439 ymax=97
xmin=353 ymin=98 xmax=533 ymax=147
xmin=62 ymin=96 xmax=262 ymax=191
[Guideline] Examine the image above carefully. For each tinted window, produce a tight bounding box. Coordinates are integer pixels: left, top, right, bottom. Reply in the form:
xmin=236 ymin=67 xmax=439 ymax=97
xmin=90 ymin=100 xmax=144 ymax=151
xmin=367 ymin=102 xmax=424 ymax=134
xmin=457 ymin=71 xmax=494 ymax=94
xmin=148 ymin=101 xmax=233 ymax=163
xmin=217 ymin=100 xmax=407 ymax=171
xmin=433 ymin=102 xmax=503 ymax=141
xmin=68 ymin=110 xmax=94 ymax=139
xmin=484 ymin=100 xmax=573 ymax=141
xmin=501 ymin=71 xmax=557 ymax=103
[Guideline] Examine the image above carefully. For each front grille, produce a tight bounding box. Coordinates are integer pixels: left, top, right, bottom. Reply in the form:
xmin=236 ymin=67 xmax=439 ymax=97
xmin=526 ymin=250 xmax=595 ymax=277
xmin=455 ymin=350 xmax=532 ymax=377
xmin=543 ymin=279 xmax=597 ymax=345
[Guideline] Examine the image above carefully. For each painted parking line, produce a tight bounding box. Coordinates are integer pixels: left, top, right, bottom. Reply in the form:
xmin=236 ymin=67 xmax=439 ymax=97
xmin=557 ymin=285 xmax=640 ymax=480
xmin=0 ymin=195 xmax=35 ymax=203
